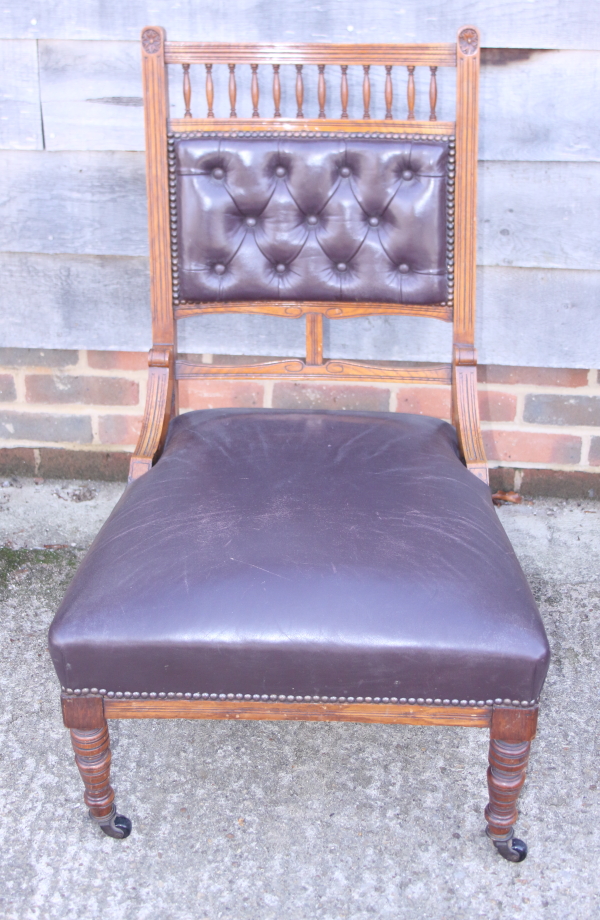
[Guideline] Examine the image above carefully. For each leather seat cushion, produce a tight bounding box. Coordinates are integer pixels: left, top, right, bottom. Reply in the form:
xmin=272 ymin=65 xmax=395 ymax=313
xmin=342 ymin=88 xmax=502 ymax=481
xmin=49 ymin=410 xmax=550 ymax=702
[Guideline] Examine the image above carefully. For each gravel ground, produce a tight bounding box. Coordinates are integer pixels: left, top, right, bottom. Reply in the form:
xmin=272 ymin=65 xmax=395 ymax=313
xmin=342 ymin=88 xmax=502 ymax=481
xmin=0 ymin=477 xmax=599 ymax=920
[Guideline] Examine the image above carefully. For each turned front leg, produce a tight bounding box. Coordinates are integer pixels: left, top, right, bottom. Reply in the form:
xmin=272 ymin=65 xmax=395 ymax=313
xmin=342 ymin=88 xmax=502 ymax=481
xmin=62 ymin=694 xmax=131 ymax=839
xmin=484 ymin=706 xmax=538 ymax=862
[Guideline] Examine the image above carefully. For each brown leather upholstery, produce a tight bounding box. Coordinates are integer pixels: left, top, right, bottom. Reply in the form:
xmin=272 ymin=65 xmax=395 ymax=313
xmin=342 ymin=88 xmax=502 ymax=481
xmin=176 ymin=137 xmax=449 ymax=305
xmin=49 ymin=410 xmax=549 ymax=703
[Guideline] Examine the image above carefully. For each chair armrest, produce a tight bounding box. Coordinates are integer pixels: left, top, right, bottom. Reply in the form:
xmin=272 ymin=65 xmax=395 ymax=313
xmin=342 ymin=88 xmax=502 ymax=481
xmin=128 ymin=347 xmax=174 ymax=482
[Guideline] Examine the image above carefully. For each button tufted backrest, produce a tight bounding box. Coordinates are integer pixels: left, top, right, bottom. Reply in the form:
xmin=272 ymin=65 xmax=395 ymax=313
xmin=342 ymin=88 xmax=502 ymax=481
xmin=175 ymin=136 xmax=449 ymax=305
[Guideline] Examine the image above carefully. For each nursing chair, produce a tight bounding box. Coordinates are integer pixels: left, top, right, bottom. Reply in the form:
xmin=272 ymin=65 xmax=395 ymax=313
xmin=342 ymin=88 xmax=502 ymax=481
xmin=48 ymin=25 xmax=550 ymax=861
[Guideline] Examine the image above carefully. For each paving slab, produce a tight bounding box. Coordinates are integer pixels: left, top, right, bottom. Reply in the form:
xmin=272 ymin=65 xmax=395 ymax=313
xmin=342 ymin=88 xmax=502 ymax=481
xmin=0 ymin=479 xmax=599 ymax=920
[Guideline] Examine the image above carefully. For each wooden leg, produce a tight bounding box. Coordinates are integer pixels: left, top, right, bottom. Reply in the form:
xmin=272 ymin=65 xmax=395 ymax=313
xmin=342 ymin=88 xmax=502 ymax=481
xmin=70 ymin=722 xmax=132 ymax=839
xmin=484 ymin=737 xmax=530 ymax=862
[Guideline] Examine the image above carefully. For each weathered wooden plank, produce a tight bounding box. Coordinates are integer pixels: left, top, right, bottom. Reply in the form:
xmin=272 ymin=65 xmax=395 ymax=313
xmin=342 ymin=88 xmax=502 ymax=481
xmin=3 ymin=0 xmax=600 ymax=49
xmin=0 ymin=253 xmax=598 ymax=369
xmin=2 ymin=152 xmax=597 ymax=272
xmin=0 ymin=151 xmax=147 ymax=256
xmin=0 ymin=252 xmax=151 ymax=351
xmin=478 ymin=162 xmax=600 ymax=270
xmin=0 ymin=40 xmax=43 ymax=149
xmin=38 ymin=41 xmax=600 ymax=160
xmin=479 ymin=50 xmax=600 ymax=163
xmin=38 ymin=41 xmax=145 ymax=151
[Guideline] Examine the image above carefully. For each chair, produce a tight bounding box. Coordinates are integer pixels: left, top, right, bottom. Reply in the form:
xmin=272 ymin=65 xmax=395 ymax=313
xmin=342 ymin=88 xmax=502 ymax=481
xmin=48 ymin=25 xmax=550 ymax=861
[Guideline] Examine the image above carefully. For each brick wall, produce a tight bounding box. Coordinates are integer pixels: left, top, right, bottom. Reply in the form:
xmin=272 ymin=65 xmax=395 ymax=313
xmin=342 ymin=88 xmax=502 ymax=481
xmin=0 ymin=347 xmax=599 ymax=496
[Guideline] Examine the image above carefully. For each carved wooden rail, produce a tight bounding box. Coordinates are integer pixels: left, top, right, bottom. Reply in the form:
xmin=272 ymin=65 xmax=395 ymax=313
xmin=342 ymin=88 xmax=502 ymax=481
xmin=160 ymin=42 xmax=454 ymax=122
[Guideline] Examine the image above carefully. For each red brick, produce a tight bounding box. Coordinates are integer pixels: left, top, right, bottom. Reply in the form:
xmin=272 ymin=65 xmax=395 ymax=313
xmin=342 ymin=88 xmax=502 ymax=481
xmin=0 ymin=447 xmax=36 ymax=477
xmin=99 ymin=415 xmax=143 ymax=445
xmin=488 ymin=468 xmax=516 ymax=493
xmin=482 ymin=430 xmax=581 ymax=465
xmin=38 ymin=449 xmax=129 ymax=481
xmin=178 ymin=379 xmax=264 ymax=410
xmin=87 ymin=350 xmax=148 ymax=370
xmin=478 ymin=365 xmax=588 ymax=388
xmin=524 ymin=394 xmax=600 ymax=426
xmin=272 ymin=382 xmax=389 ymax=412
xmin=0 ymin=348 xmax=78 ymax=368
xmin=477 ymin=390 xmax=517 ymax=422
xmin=25 ymin=374 xmax=139 ymax=406
xmin=520 ymin=469 xmax=600 ymax=501
xmin=394 ymin=386 xmax=450 ymax=419
xmin=0 ymin=374 xmax=16 ymax=402
xmin=0 ymin=411 xmax=92 ymax=443
xmin=590 ymin=437 xmax=600 ymax=467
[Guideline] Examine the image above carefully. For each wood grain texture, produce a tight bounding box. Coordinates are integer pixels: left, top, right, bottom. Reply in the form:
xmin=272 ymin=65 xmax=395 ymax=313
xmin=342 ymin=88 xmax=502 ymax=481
xmin=0 ymin=40 xmax=43 ymax=150
xmin=104 ymin=698 xmax=491 ymax=727
xmin=6 ymin=4 xmax=598 ymax=49
xmin=176 ymin=358 xmax=452 ymax=384
xmin=169 ymin=117 xmax=454 ymax=134
xmin=142 ymin=26 xmax=174 ymax=348
xmin=165 ymin=43 xmax=457 ymax=66
xmin=175 ymin=302 xmax=453 ymax=322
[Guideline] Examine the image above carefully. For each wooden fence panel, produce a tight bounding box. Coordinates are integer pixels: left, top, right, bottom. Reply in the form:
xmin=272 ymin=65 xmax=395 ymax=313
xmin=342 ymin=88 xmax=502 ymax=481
xmin=3 ymin=0 xmax=600 ymax=49
xmin=1 ymin=252 xmax=599 ymax=369
xmin=0 ymin=40 xmax=43 ymax=149
xmin=3 ymin=151 xmax=598 ymax=271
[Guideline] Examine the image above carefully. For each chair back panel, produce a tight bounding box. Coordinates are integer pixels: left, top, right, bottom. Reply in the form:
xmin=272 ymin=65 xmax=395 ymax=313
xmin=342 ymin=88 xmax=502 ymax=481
xmin=131 ymin=26 xmax=489 ymax=485
xmin=175 ymin=135 xmax=449 ymax=306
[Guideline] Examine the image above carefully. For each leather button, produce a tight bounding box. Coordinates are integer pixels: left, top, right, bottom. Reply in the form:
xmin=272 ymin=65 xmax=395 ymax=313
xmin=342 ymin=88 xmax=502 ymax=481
xmin=336 ymin=262 xmax=348 ymax=272
xmin=402 ymin=169 xmax=413 ymax=180
xmin=398 ymin=263 xmax=410 ymax=273
xmin=214 ymin=263 xmax=226 ymax=275
xmin=275 ymin=165 xmax=286 ymax=177
xmin=212 ymin=167 xmax=225 ymax=179
xmin=306 ymin=215 xmax=318 ymax=225
xmin=368 ymin=216 xmax=380 ymax=227
xmin=245 ymin=216 xmax=257 ymax=227
xmin=275 ymin=263 xmax=286 ymax=273
xmin=339 ymin=166 xmax=351 ymax=177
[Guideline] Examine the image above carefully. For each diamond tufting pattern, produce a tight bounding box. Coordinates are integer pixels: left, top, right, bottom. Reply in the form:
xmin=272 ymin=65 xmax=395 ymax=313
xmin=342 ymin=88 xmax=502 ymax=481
xmin=175 ymin=137 xmax=449 ymax=304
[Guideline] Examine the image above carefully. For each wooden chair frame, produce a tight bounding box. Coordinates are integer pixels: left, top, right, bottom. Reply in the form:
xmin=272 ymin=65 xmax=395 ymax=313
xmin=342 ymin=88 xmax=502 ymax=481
xmin=60 ymin=26 xmax=538 ymax=860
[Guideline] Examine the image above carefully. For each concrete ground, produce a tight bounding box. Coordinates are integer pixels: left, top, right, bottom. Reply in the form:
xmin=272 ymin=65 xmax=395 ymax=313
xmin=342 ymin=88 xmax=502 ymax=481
xmin=0 ymin=477 xmax=599 ymax=920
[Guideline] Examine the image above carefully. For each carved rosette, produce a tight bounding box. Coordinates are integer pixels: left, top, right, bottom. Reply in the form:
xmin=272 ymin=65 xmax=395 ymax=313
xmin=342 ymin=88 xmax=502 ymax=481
xmin=459 ymin=28 xmax=479 ymax=56
xmin=142 ymin=28 xmax=162 ymax=54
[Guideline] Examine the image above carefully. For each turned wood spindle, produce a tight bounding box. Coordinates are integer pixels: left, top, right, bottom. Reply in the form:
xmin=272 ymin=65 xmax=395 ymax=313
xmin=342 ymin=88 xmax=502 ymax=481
xmin=318 ymin=64 xmax=326 ymax=118
xmin=228 ymin=64 xmax=237 ymax=117
xmin=296 ymin=65 xmax=304 ymax=117
xmin=182 ymin=63 xmax=192 ymax=118
xmin=485 ymin=739 xmax=531 ymax=841
xmin=429 ymin=66 xmax=438 ymax=121
xmin=251 ymin=64 xmax=260 ymax=117
xmin=70 ymin=724 xmax=115 ymax=821
xmin=384 ymin=65 xmax=393 ymax=119
xmin=273 ymin=64 xmax=281 ymax=117
xmin=340 ymin=65 xmax=349 ymax=119
xmin=363 ymin=64 xmax=371 ymax=119
xmin=406 ymin=65 xmax=415 ymax=120
xmin=205 ymin=64 xmax=214 ymax=118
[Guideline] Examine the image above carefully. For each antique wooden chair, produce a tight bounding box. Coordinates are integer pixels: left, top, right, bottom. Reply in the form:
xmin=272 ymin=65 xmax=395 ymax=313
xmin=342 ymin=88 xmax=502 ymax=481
xmin=48 ymin=25 xmax=549 ymax=861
